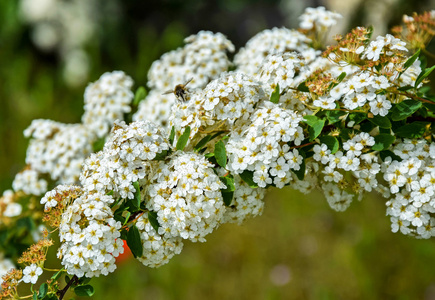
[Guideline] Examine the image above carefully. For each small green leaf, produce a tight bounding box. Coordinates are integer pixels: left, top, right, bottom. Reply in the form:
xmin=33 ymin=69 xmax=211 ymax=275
xmin=194 ymin=135 xmax=212 ymax=151
xmin=204 ymin=152 xmax=215 ymax=159
xmin=153 ymin=150 xmax=168 ymax=161
xmin=123 ymin=212 xmax=131 ymax=226
xmin=169 ymin=126 xmax=175 ymax=145
xmin=133 ymin=86 xmax=147 ymax=106
xmin=239 ymin=170 xmax=258 ymax=188
xmin=348 ymin=112 xmax=367 ymax=125
xmin=220 ymin=176 xmax=235 ymax=192
xmin=337 ymin=72 xmax=347 ymax=82
xmin=415 ymin=65 xmax=435 ymax=87
xmin=395 ymin=122 xmax=429 ymax=138
xmin=33 ymin=291 xmax=37 ymax=300
xmin=214 ymin=141 xmax=227 ymax=168
xmin=38 ymin=283 xmax=48 ymax=299
xmin=50 ymin=269 xmax=64 ymax=281
xmin=74 ymin=284 xmax=95 ymax=297
xmin=391 ymin=99 xmax=422 ymax=121
xmin=270 ymin=84 xmax=280 ymax=103
xmin=368 ymin=115 xmax=392 ymax=128
xmin=319 ymin=136 xmax=339 ymax=154
xmin=176 ymin=126 xmax=191 ymax=150
xmin=127 ymin=225 xmax=143 ymax=258
xmin=423 ymin=102 xmax=435 ymax=112
xmin=325 ymin=110 xmax=347 ymax=124
xmin=148 ymin=211 xmax=160 ymax=233
xmin=303 ymin=115 xmax=325 ymax=141
xmin=404 ymin=49 xmax=420 ymax=69
xmin=132 ymin=181 xmax=141 ymax=209
xmin=372 ymin=134 xmax=396 ymax=151
xmin=397 ymin=85 xmax=414 ymax=91
xmin=222 ymin=191 xmax=234 ymax=206
xmin=297 ymin=81 xmax=309 ymax=92
xmin=92 ymin=137 xmax=106 ymax=152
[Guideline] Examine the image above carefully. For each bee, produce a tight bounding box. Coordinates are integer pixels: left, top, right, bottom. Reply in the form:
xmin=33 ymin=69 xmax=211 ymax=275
xmin=162 ymin=78 xmax=193 ymax=102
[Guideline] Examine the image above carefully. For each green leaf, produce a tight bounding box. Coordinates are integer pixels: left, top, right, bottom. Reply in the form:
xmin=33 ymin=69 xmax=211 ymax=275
xmin=319 ymin=136 xmax=339 ymax=154
xmin=397 ymin=85 xmax=414 ymax=91
xmin=127 ymin=225 xmax=143 ymax=258
xmin=153 ymin=150 xmax=168 ymax=161
xmin=222 ymin=191 xmax=234 ymax=206
xmin=220 ymin=176 xmax=235 ymax=192
xmin=368 ymin=115 xmax=392 ymax=128
xmin=395 ymin=122 xmax=429 ymax=138
xmin=297 ymin=81 xmax=309 ymax=92
xmin=132 ymin=181 xmax=141 ymax=210
xmin=214 ymin=141 xmax=227 ymax=168
xmin=270 ymin=84 xmax=280 ymax=103
xmin=74 ymin=285 xmax=95 ymax=297
xmin=348 ymin=112 xmax=367 ymax=125
xmin=123 ymin=212 xmax=131 ymax=226
xmin=194 ymin=135 xmax=212 ymax=151
xmin=239 ymin=170 xmax=258 ymax=188
xmin=415 ymin=65 xmax=435 ymax=87
xmin=148 ymin=211 xmax=160 ymax=233
xmin=325 ymin=110 xmax=347 ymax=124
xmin=133 ymin=86 xmax=147 ymax=106
xmin=33 ymin=291 xmax=37 ymax=300
xmin=176 ymin=126 xmax=191 ymax=151
xmin=337 ymin=72 xmax=347 ymax=82
xmin=169 ymin=126 xmax=175 ymax=145
xmin=92 ymin=137 xmax=106 ymax=152
xmin=372 ymin=134 xmax=396 ymax=151
xmin=360 ymin=121 xmax=376 ymax=133
xmin=204 ymin=152 xmax=215 ymax=159
xmin=423 ymin=102 xmax=435 ymax=112
xmin=303 ymin=115 xmax=325 ymax=141
xmin=50 ymin=269 xmax=64 ymax=281
xmin=404 ymin=49 xmax=420 ymax=69
xmin=391 ymin=100 xmax=422 ymax=121
xmin=38 ymin=283 xmax=48 ymax=299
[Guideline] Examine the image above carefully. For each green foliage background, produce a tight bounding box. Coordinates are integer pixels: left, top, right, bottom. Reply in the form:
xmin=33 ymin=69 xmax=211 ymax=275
xmin=2 ymin=0 xmax=435 ymax=299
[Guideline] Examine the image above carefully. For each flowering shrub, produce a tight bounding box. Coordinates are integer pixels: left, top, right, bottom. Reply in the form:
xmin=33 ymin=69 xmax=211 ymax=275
xmin=2 ymin=7 xmax=435 ymax=299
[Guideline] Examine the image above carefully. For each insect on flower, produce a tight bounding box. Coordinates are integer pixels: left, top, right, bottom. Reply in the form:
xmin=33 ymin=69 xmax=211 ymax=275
xmin=162 ymin=78 xmax=193 ymax=102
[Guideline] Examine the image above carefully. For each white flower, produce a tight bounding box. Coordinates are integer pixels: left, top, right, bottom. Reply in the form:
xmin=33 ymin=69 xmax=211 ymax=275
xmin=22 ymin=264 xmax=43 ymax=284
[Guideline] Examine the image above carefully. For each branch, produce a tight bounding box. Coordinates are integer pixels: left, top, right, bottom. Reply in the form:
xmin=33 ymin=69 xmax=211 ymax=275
xmin=57 ymin=275 xmax=78 ymax=300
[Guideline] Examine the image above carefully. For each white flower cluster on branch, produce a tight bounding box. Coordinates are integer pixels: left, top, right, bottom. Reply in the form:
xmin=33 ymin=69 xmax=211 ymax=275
xmin=3 ymin=7 xmax=435 ymax=297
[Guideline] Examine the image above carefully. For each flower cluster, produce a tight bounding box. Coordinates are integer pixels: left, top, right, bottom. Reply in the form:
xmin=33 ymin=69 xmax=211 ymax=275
xmin=299 ymin=6 xmax=342 ymax=32
xmin=384 ymin=139 xmax=435 ymax=237
xmin=256 ymin=52 xmax=308 ymax=94
xmin=227 ymin=102 xmax=305 ymax=188
xmin=58 ymin=191 xmax=123 ymax=277
xmin=234 ymin=27 xmax=317 ymax=76
xmin=133 ymin=91 xmax=173 ymax=131
xmin=147 ymin=31 xmax=234 ymax=91
xmin=82 ymin=71 xmax=134 ymax=138
xmin=222 ymin=175 xmax=266 ymax=224
xmin=0 ymin=190 xmax=22 ymax=219
xmin=146 ymin=151 xmax=226 ymax=242
xmin=135 ymin=214 xmax=183 ymax=268
xmin=80 ymin=120 xmax=169 ymax=199
xmin=22 ymin=120 xmax=94 ymax=188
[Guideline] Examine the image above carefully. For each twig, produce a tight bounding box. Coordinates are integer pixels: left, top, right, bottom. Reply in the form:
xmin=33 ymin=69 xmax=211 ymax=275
xmin=57 ymin=275 xmax=79 ymax=300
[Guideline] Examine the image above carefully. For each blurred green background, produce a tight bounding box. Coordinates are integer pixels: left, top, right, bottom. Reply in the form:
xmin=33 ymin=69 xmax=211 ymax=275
xmin=2 ymin=0 xmax=435 ymax=299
